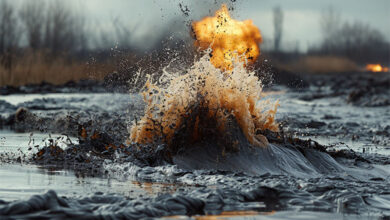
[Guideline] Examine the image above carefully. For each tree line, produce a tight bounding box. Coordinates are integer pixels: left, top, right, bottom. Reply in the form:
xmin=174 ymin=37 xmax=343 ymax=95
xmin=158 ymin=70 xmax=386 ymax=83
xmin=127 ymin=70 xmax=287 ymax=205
xmin=311 ymin=7 xmax=389 ymax=64
xmin=269 ymin=6 xmax=389 ymax=65
xmin=0 ymin=0 xmax=88 ymax=56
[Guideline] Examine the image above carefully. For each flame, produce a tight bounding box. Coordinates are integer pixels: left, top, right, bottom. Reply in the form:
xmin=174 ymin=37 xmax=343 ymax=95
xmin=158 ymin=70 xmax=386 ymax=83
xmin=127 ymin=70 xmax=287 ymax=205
xmin=192 ymin=4 xmax=262 ymax=70
xmin=366 ymin=64 xmax=389 ymax=72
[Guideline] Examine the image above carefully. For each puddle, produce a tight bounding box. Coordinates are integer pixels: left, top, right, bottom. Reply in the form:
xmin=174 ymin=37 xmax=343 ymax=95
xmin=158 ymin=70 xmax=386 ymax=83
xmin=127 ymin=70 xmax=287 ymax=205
xmin=0 ymin=130 xmax=174 ymax=202
xmin=0 ymin=130 xmax=78 ymax=153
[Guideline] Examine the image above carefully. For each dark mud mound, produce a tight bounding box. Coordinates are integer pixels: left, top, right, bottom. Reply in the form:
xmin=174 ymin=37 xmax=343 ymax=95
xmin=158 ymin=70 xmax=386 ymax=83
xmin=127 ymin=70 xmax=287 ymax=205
xmin=171 ymin=119 xmax=390 ymax=182
xmin=171 ymin=117 xmax=342 ymax=177
xmin=174 ymin=142 xmax=342 ymax=177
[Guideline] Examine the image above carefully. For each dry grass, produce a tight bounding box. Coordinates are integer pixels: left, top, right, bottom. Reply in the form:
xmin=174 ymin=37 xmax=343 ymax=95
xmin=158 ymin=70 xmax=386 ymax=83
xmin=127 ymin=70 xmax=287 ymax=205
xmin=1 ymin=52 xmax=363 ymax=87
xmin=279 ymin=55 xmax=359 ymax=74
xmin=0 ymin=51 xmax=116 ymax=86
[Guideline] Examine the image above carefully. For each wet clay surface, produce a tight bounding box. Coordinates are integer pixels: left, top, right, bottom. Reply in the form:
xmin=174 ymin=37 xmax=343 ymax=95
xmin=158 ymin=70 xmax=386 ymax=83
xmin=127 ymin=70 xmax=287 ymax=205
xmin=0 ymin=72 xmax=390 ymax=219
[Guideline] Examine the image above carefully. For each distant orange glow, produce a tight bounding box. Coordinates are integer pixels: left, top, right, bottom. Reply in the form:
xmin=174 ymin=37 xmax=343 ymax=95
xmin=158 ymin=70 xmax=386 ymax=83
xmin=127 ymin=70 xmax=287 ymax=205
xmin=192 ymin=4 xmax=262 ymax=71
xmin=366 ymin=64 xmax=389 ymax=72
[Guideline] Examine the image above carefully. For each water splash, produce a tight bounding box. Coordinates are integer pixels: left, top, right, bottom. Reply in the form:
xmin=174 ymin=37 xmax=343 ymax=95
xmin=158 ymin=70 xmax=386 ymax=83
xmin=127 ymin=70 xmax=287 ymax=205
xmin=128 ymin=53 xmax=279 ymax=149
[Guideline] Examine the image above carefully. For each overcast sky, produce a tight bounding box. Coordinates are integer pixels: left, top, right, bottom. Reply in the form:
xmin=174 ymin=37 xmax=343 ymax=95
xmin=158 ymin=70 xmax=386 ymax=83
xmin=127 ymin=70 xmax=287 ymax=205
xmin=12 ymin=0 xmax=390 ymax=51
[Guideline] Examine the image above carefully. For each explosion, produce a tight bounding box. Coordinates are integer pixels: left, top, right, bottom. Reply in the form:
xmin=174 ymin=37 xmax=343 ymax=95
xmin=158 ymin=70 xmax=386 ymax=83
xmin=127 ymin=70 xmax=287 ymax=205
xmin=366 ymin=64 xmax=389 ymax=73
xmin=128 ymin=5 xmax=278 ymax=149
xmin=192 ymin=4 xmax=262 ymax=71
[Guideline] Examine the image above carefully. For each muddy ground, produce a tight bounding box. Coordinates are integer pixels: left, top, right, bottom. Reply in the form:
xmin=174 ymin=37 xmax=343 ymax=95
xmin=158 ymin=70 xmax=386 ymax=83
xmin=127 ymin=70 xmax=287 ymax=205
xmin=0 ymin=71 xmax=389 ymax=219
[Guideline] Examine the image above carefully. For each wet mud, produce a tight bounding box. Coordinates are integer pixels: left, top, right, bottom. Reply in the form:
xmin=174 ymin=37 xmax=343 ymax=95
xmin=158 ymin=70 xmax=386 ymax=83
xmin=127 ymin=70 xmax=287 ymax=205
xmin=0 ymin=72 xmax=390 ymax=219
xmin=0 ymin=80 xmax=109 ymax=96
xmin=300 ymin=72 xmax=390 ymax=107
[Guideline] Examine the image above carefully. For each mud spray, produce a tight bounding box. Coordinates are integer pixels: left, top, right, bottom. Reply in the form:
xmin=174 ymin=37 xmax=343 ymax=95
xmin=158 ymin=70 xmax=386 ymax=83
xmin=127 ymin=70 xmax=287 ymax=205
xmin=128 ymin=5 xmax=279 ymax=149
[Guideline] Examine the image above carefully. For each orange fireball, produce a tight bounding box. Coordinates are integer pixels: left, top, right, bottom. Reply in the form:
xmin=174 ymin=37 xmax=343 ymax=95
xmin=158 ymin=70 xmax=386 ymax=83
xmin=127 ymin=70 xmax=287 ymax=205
xmin=366 ymin=64 xmax=389 ymax=72
xmin=192 ymin=4 xmax=262 ymax=71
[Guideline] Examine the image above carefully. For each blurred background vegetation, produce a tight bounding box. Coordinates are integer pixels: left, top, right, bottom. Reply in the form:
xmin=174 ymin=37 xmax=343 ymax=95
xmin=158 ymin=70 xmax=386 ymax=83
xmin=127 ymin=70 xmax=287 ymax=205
xmin=0 ymin=0 xmax=389 ymax=86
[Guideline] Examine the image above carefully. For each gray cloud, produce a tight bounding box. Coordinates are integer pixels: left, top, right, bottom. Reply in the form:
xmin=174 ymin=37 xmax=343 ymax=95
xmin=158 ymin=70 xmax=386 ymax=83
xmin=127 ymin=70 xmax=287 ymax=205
xmin=9 ymin=0 xmax=390 ymax=51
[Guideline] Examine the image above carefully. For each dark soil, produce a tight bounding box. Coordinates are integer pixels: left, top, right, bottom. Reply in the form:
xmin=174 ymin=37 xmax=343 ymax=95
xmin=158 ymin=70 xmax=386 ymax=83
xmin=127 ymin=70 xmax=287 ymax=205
xmin=0 ymin=71 xmax=390 ymax=219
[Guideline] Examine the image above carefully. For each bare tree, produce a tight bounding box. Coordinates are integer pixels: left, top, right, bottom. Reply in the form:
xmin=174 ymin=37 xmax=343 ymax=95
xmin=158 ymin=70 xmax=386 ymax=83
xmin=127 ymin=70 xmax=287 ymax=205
xmin=43 ymin=0 xmax=87 ymax=55
xmin=336 ymin=21 xmax=388 ymax=63
xmin=273 ymin=6 xmax=283 ymax=52
xmin=20 ymin=0 xmax=45 ymax=50
xmin=0 ymin=0 xmax=20 ymax=72
xmin=112 ymin=16 xmax=136 ymax=49
xmin=314 ymin=6 xmax=390 ymax=64
xmin=320 ymin=6 xmax=341 ymax=35
xmin=319 ymin=6 xmax=341 ymax=52
xmin=0 ymin=0 xmax=20 ymax=53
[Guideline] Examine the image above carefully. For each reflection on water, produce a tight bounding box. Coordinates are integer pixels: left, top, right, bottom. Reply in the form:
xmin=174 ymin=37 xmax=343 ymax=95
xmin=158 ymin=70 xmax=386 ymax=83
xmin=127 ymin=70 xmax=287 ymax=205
xmin=164 ymin=210 xmax=266 ymax=220
xmin=133 ymin=181 xmax=181 ymax=195
xmin=194 ymin=211 xmax=274 ymax=220
xmin=0 ymin=130 xmax=170 ymax=202
xmin=0 ymin=163 xmax=154 ymax=202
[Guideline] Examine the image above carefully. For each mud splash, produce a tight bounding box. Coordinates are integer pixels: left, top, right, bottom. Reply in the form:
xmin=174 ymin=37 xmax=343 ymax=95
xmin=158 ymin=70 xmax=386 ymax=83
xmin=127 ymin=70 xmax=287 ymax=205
xmin=128 ymin=53 xmax=279 ymax=150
